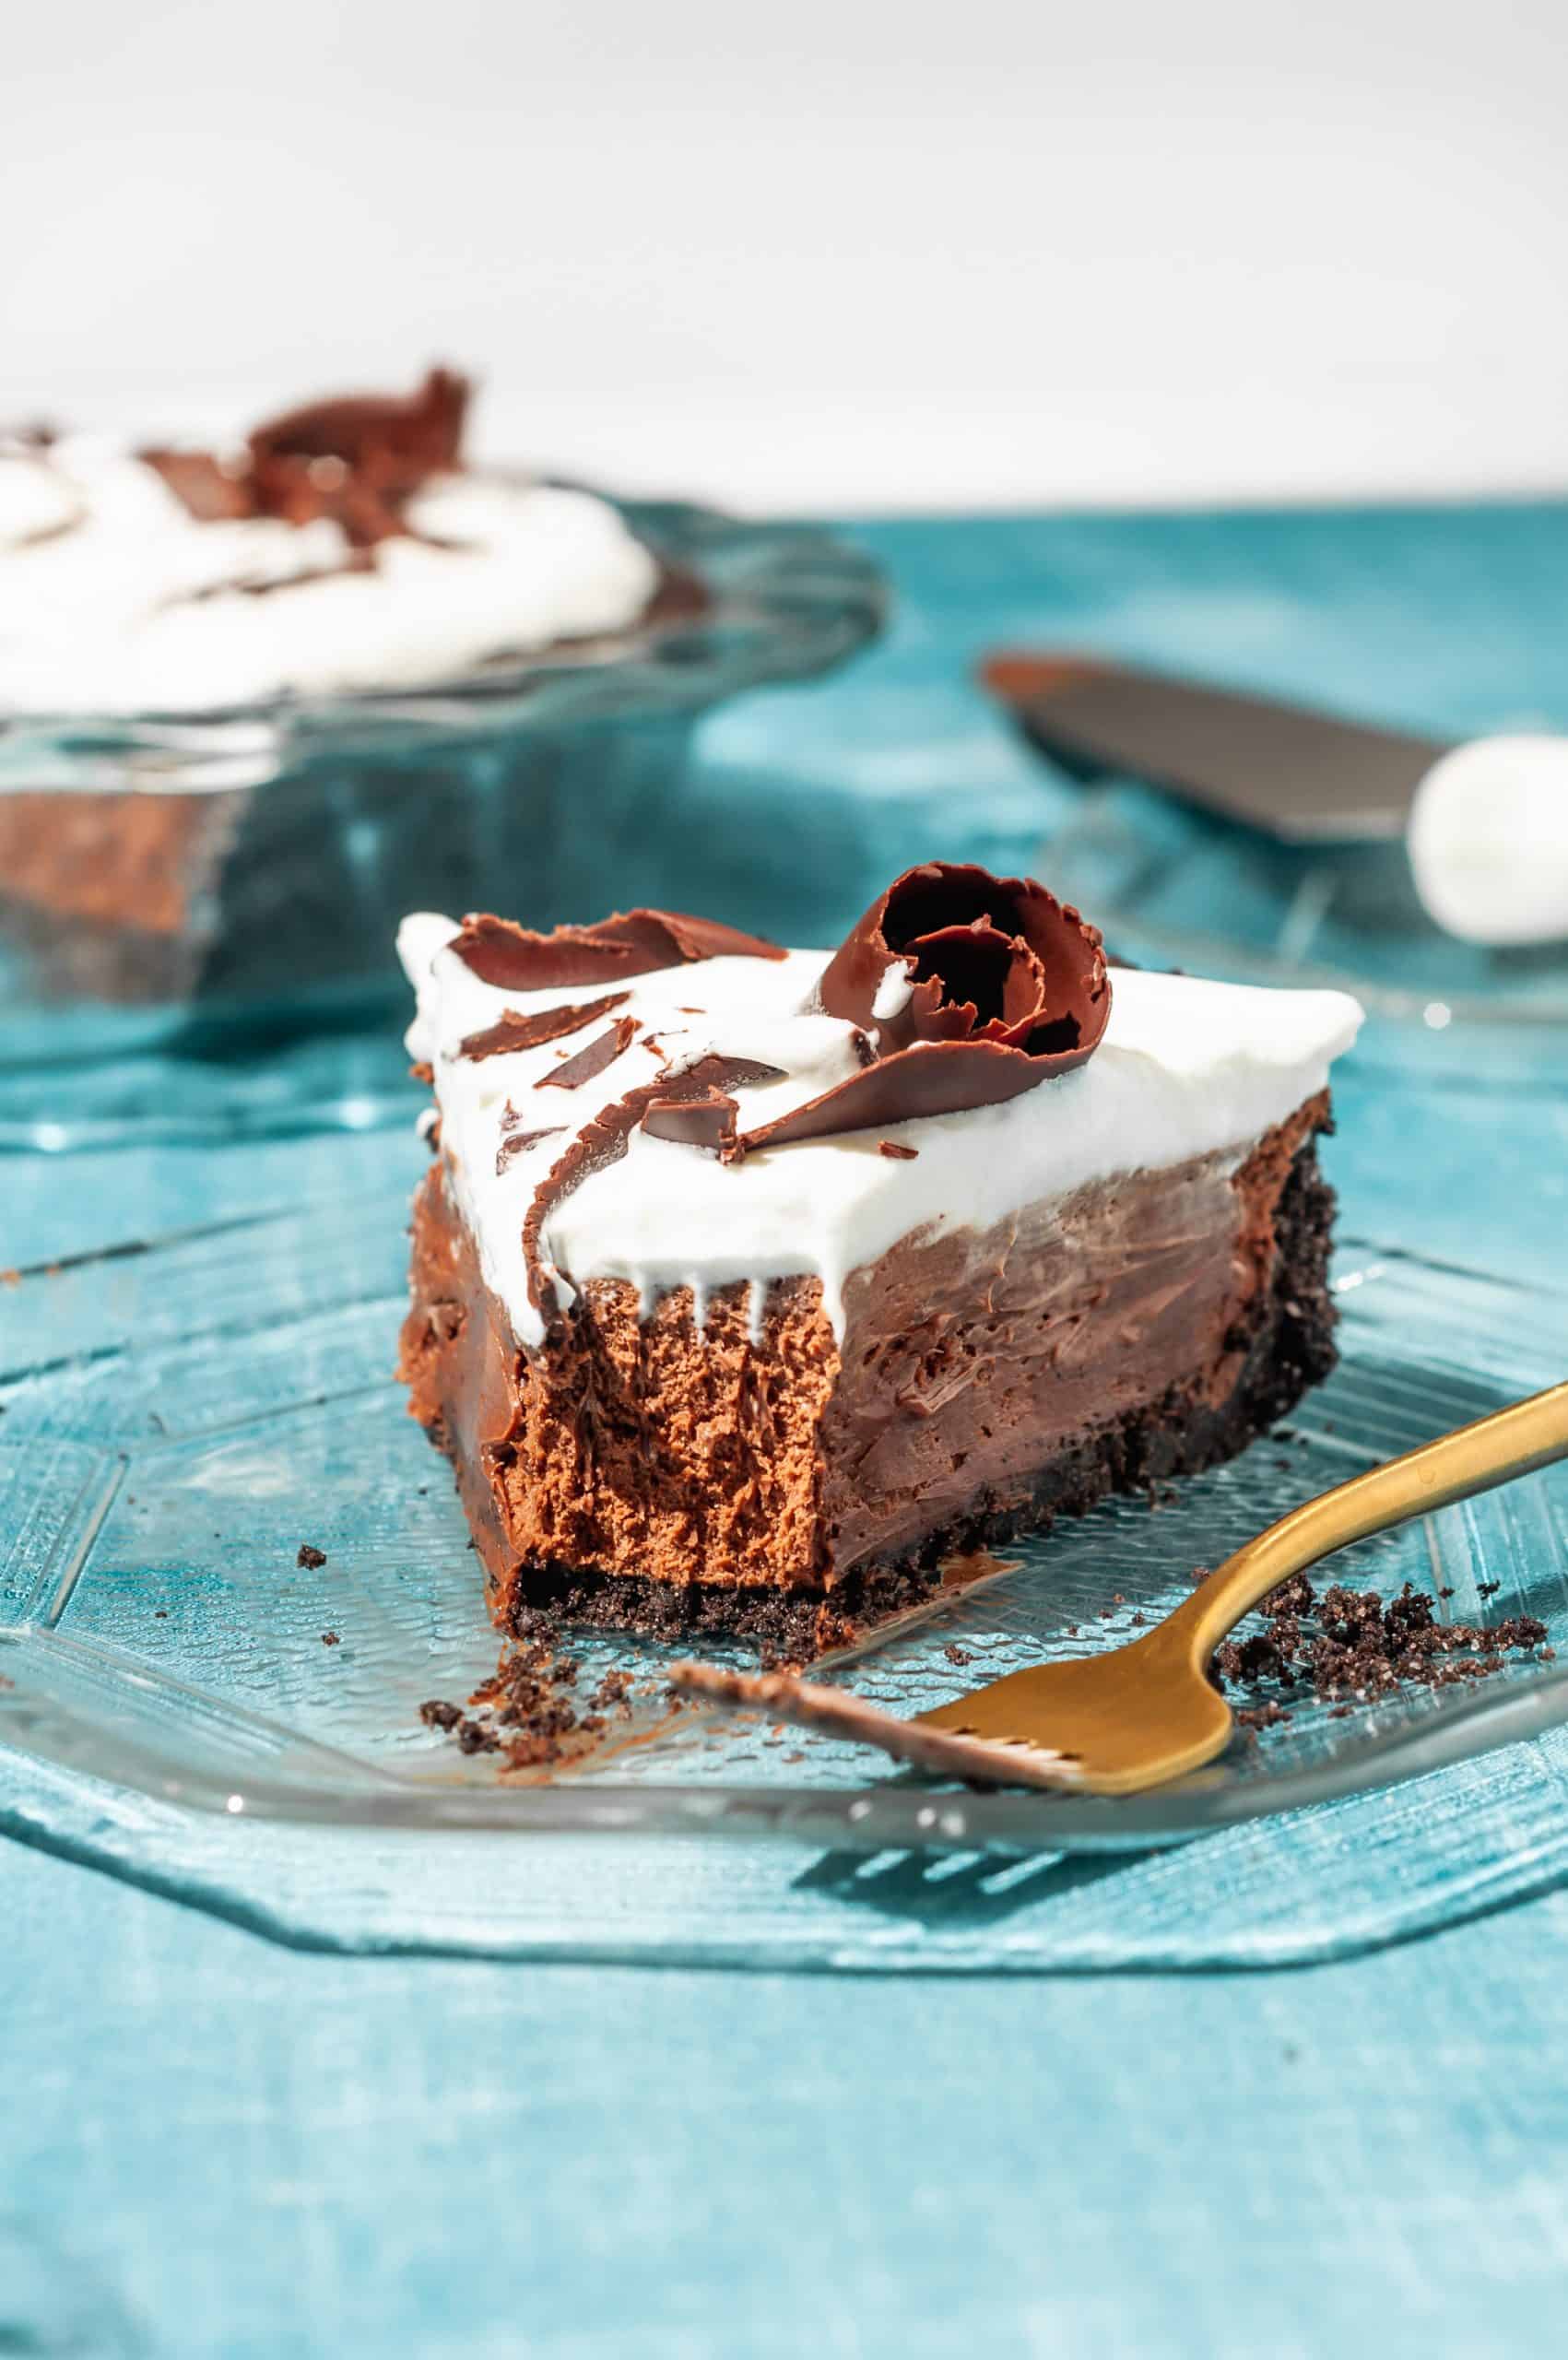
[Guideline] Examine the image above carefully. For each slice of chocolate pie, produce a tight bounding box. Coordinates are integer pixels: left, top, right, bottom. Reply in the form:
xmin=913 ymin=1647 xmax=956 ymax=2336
xmin=398 ymin=864 xmax=1362 ymax=1656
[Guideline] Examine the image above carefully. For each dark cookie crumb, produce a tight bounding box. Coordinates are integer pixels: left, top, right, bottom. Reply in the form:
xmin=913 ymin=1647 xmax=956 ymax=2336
xmin=943 ymin=1643 xmax=974 ymax=1666
xmin=419 ymin=1603 xmax=672 ymax=1772
xmin=296 ymin=1543 xmax=327 ymax=1570
xmin=587 ymin=1668 xmax=635 ymax=1716
xmin=1213 ymin=1572 xmax=1550 ymax=1729
xmin=1234 ymin=1700 xmax=1291 ymax=1732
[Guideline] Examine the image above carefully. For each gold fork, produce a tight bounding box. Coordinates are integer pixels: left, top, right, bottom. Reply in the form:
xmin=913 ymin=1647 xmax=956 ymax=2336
xmin=672 ymin=1379 xmax=1568 ymax=1796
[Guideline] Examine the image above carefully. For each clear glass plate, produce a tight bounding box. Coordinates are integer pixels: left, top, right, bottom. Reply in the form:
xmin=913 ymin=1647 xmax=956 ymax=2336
xmin=1 ymin=1194 xmax=1564 ymax=1857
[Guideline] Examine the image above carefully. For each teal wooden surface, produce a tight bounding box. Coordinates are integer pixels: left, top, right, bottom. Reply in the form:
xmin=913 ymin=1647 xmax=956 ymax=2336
xmin=6 ymin=1833 xmax=1568 ymax=2358
xmin=5 ymin=503 xmax=1568 ymax=2353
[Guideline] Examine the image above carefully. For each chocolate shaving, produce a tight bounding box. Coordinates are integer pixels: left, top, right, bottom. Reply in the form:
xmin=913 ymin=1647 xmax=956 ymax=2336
xmin=495 ymin=1127 xmax=565 ymax=1174
xmin=639 ymin=1086 xmax=741 ymax=1151
xmin=878 ymin=1140 xmax=920 ymax=1160
xmin=734 ymin=862 xmax=1109 ymax=1154
xmin=452 ymin=907 xmax=785 ymax=991
xmin=249 ymin=366 xmax=466 ymax=482
xmin=639 ymin=1058 xmax=784 ymax=1153
xmin=458 ymin=991 xmax=631 ymax=1062
xmin=536 ymin=1016 xmax=639 ymax=1092
xmin=140 ymin=450 xmax=254 ymax=523
xmin=142 ymin=365 xmax=469 ymax=548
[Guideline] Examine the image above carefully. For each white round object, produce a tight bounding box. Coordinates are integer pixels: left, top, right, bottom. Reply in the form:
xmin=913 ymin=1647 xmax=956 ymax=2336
xmin=1408 ymin=735 xmax=1568 ymax=947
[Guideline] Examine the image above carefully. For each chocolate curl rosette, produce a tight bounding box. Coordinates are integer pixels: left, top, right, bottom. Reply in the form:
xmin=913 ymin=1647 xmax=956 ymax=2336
xmin=735 ymin=862 xmax=1110 ymax=1153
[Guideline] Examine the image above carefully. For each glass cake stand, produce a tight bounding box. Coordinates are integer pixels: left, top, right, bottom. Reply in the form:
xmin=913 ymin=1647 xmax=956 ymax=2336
xmin=0 ymin=492 xmax=886 ymax=1149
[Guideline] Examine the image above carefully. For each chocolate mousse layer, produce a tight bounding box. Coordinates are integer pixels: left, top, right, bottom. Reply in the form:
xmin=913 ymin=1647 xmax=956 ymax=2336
xmin=399 ymin=1092 xmax=1336 ymax=1657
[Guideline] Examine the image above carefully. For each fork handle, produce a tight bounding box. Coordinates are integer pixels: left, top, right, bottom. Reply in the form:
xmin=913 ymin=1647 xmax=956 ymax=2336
xmin=1167 ymin=1378 xmax=1568 ymax=1668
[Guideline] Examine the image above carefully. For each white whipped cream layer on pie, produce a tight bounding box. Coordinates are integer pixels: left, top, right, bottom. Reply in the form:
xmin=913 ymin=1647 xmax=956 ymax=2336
xmin=400 ymin=912 xmax=1363 ymax=1351
xmin=0 ymin=437 xmax=659 ymax=716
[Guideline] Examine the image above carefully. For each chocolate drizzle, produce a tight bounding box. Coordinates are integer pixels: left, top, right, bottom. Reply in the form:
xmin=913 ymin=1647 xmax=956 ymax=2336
xmin=453 ymin=907 xmax=785 ymax=992
xmin=458 ymin=992 xmax=630 ymax=1063
xmin=142 ymin=366 xmax=470 ymax=549
xmin=522 ymin=1056 xmax=782 ymax=1323
xmin=736 ymin=862 xmax=1109 ymax=1152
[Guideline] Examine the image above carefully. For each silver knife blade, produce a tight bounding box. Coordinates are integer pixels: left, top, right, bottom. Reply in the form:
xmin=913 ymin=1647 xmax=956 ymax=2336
xmin=983 ymin=654 xmax=1451 ymax=844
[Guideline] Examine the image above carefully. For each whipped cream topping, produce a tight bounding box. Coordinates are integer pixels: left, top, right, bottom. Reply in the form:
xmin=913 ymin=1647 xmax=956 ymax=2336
xmin=401 ymin=912 xmax=1363 ymax=1352
xmin=0 ymin=436 xmax=659 ymax=717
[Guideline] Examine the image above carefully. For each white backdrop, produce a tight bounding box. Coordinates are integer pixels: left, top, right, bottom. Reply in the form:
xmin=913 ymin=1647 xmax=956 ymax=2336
xmin=6 ymin=0 xmax=1566 ymax=512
